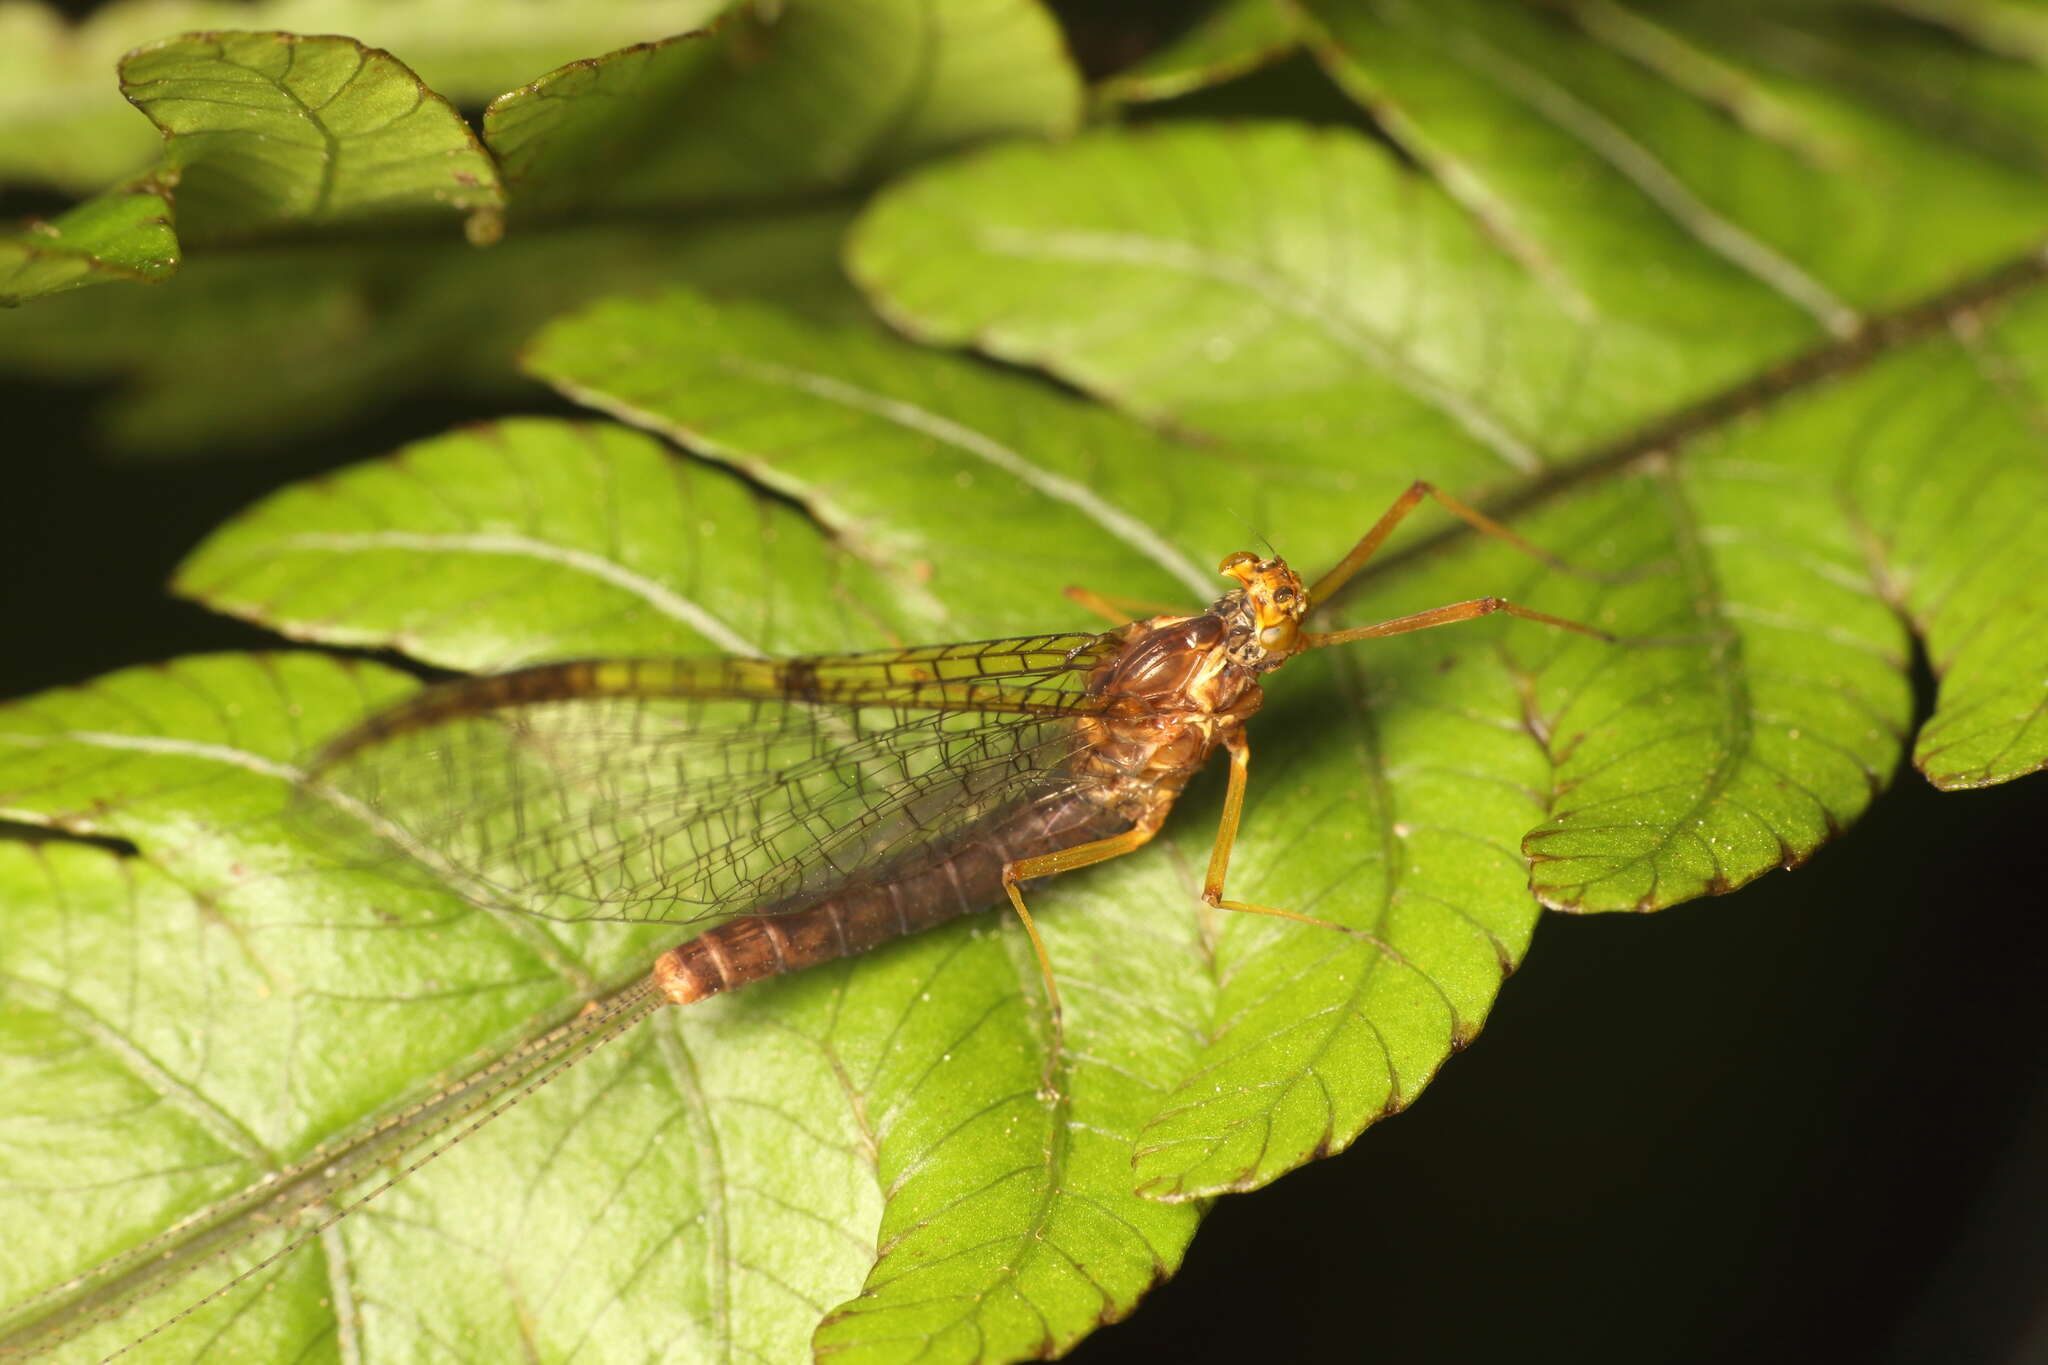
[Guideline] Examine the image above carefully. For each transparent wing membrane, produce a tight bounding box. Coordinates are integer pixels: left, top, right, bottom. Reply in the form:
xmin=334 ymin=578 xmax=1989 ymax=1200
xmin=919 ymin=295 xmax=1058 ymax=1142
xmin=297 ymin=635 xmax=1124 ymax=922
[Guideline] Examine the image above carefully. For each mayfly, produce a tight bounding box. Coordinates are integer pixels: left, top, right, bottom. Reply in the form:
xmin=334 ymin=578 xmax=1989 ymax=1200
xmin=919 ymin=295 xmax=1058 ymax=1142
xmin=2 ymin=482 xmax=1611 ymax=1361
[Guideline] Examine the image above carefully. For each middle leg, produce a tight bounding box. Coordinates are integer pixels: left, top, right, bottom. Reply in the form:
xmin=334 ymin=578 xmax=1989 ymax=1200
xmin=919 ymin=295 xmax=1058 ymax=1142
xmin=1200 ymin=730 xmax=1361 ymax=936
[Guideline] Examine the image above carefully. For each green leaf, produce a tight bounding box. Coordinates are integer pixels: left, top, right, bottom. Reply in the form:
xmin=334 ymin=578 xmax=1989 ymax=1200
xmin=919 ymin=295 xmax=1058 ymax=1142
xmin=0 ymin=184 xmax=175 ymax=305
xmin=485 ymin=1 xmax=1082 ymax=215
xmin=0 ymin=0 xmax=733 ymax=194
xmin=118 ymin=31 xmax=504 ymax=242
xmin=1093 ymin=0 xmax=1299 ymax=106
xmin=173 ymin=418 xmax=902 ymax=666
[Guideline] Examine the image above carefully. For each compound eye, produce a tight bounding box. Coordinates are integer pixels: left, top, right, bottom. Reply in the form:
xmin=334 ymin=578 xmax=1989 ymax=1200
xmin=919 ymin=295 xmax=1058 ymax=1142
xmin=1271 ymin=585 xmax=1296 ymax=604
xmin=1218 ymin=550 xmax=1260 ymax=576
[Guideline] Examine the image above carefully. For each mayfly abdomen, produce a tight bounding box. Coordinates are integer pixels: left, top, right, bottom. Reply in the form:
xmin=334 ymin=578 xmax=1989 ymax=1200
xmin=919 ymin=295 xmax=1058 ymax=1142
xmin=653 ymin=790 xmax=1132 ymax=1005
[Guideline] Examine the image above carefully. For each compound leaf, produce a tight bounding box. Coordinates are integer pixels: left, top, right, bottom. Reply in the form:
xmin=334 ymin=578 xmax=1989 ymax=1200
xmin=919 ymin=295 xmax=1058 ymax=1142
xmin=6 ymin=4 xmax=2047 ymax=1361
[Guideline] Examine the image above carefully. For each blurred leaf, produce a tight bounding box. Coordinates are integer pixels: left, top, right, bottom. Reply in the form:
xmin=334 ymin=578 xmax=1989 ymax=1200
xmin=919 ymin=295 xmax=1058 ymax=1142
xmin=119 ymin=31 xmax=504 ymax=242
xmin=0 ymin=0 xmax=732 ymax=194
xmin=0 ymin=183 xmax=175 ymax=304
xmin=0 ymin=0 xmax=1082 ymax=453
xmin=0 ymin=206 xmax=863 ymax=453
xmin=486 ymin=1 xmax=1081 ymax=215
xmin=1094 ymin=0 xmax=1299 ymax=106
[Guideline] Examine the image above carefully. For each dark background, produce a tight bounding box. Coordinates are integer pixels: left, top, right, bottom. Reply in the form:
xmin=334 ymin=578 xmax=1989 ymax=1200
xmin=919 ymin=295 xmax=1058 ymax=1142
xmin=7 ymin=3 xmax=2047 ymax=1363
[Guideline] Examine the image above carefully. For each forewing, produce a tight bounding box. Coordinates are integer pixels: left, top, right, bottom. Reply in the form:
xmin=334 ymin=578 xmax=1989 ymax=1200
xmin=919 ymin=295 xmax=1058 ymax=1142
xmin=296 ymin=634 xmax=1122 ymax=923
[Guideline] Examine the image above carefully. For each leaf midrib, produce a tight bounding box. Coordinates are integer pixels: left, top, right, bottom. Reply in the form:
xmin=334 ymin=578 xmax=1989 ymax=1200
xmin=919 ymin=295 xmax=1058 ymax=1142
xmin=1343 ymin=244 xmax=2048 ymax=592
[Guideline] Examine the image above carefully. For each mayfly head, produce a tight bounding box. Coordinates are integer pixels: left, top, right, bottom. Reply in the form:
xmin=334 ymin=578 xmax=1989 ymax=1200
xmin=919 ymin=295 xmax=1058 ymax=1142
xmin=1218 ymin=550 xmax=1309 ymax=663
